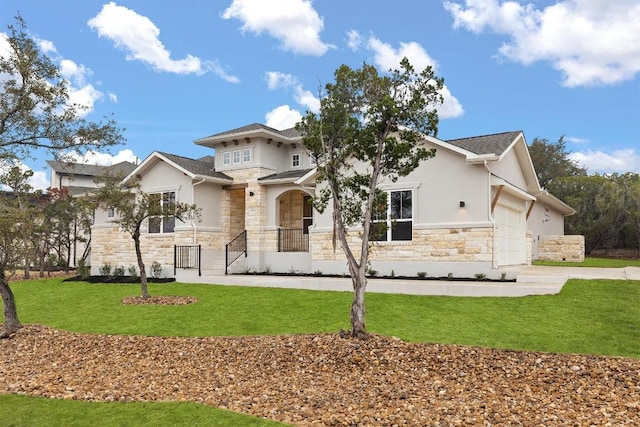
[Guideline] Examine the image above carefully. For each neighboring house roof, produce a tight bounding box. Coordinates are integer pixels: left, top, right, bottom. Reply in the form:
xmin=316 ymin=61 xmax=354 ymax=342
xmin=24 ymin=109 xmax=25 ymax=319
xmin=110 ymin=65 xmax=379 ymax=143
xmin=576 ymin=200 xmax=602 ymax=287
xmin=446 ymin=131 xmax=523 ymax=156
xmin=123 ymin=151 xmax=233 ymax=185
xmin=47 ymin=160 xmax=137 ymax=179
xmin=194 ymin=123 xmax=300 ymax=147
xmin=258 ymin=168 xmax=314 ymax=184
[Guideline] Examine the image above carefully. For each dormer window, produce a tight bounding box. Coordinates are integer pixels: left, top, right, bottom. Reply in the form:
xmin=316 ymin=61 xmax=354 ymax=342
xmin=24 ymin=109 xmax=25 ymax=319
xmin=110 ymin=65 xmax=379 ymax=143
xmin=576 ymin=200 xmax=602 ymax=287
xmin=292 ymin=153 xmax=300 ymax=168
xmin=243 ymin=148 xmax=251 ymax=163
xmin=223 ymin=152 xmax=231 ymax=166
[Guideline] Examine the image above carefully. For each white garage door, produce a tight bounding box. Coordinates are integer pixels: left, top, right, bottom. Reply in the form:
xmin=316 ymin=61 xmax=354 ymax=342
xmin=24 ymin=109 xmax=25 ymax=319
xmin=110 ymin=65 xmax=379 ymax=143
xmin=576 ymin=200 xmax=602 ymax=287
xmin=495 ymin=204 xmax=526 ymax=266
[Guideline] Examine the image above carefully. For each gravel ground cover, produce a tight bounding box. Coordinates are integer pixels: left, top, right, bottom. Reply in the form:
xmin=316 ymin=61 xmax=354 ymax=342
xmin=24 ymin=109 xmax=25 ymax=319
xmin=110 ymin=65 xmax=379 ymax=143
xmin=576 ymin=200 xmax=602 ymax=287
xmin=1 ymin=324 xmax=639 ymax=426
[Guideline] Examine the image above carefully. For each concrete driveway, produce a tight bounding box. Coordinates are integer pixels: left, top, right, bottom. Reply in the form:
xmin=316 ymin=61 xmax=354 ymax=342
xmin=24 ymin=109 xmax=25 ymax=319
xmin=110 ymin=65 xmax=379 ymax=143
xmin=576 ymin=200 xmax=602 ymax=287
xmin=206 ymin=265 xmax=640 ymax=297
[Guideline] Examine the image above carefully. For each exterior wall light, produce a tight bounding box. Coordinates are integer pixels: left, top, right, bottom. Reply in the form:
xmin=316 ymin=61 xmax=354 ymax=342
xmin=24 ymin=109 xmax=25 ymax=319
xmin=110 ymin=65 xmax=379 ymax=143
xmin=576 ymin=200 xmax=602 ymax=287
xmin=249 ymin=191 xmax=255 ymax=197
xmin=459 ymin=201 xmax=466 ymax=208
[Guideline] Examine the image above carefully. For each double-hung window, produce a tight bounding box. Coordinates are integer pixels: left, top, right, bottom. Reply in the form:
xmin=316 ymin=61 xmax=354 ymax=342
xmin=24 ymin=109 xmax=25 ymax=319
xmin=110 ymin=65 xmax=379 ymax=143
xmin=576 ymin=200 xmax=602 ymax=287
xmin=223 ymin=152 xmax=231 ymax=166
xmin=243 ymin=148 xmax=251 ymax=163
xmin=371 ymin=189 xmax=413 ymax=241
xmin=292 ymin=153 xmax=300 ymax=167
xmin=148 ymin=191 xmax=176 ymax=234
xmin=233 ymin=150 xmax=241 ymax=164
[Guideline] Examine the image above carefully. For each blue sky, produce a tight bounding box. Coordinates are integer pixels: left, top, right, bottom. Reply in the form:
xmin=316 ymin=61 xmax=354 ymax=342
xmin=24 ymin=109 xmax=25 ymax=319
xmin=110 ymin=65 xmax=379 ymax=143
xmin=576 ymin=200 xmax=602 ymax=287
xmin=2 ymin=0 xmax=639 ymax=190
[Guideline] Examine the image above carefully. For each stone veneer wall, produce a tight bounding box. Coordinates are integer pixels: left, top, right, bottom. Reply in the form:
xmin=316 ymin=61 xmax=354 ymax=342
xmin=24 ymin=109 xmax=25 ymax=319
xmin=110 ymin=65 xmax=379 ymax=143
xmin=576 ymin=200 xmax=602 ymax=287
xmin=91 ymin=227 xmax=225 ymax=277
xmin=310 ymin=227 xmax=494 ymax=263
xmin=279 ymin=190 xmax=304 ymax=229
xmin=537 ymin=235 xmax=585 ymax=262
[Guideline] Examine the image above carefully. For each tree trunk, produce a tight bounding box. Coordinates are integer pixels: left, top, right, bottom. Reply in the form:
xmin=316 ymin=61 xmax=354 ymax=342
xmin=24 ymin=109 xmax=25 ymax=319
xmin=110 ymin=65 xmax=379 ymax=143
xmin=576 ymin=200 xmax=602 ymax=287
xmin=133 ymin=233 xmax=149 ymax=299
xmin=0 ymin=270 xmax=22 ymax=338
xmin=349 ymin=265 xmax=368 ymax=339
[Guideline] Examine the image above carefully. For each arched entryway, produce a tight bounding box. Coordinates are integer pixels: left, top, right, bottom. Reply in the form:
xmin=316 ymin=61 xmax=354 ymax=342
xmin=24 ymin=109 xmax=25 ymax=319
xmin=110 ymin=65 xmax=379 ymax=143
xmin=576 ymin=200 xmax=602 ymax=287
xmin=276 ymin=189 xmax=313 ymax=252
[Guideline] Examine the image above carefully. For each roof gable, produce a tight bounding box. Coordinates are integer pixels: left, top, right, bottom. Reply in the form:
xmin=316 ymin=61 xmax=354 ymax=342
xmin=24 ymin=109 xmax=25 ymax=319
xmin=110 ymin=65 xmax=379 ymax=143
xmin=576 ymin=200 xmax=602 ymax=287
xmin=124 ymin=152 xmax=232 ymax=185
xmin=446 ymin=131 xmax=522 ymax=156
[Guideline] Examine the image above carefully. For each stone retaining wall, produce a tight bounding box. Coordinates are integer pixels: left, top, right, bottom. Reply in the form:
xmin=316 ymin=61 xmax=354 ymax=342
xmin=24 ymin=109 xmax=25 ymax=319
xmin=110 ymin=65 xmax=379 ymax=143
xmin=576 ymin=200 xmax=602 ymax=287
xmin=537 ymin=235 xmax=585 ymax=262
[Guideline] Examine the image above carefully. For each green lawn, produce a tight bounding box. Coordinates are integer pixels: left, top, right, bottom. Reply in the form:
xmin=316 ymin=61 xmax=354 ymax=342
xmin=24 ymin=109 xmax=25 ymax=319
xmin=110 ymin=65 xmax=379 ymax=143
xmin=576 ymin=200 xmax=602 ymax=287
xmin=533 ymin=256 xmax=640 ymax=267
xmin=3 ymin=275 xmax=640 ymax=425
xmin=0 ymin=394 xmax=284 ymax=427
xmin=5 ymin=276 xmax=640 ymax=357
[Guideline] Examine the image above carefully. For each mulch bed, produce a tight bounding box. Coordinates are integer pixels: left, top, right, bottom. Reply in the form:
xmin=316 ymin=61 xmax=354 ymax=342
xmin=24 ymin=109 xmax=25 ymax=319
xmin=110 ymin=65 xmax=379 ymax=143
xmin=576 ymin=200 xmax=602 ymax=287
xmin=121 ymin=295 xmax=198 ymax=305
xmin=1 ymin=325 xmax=639 ymax=426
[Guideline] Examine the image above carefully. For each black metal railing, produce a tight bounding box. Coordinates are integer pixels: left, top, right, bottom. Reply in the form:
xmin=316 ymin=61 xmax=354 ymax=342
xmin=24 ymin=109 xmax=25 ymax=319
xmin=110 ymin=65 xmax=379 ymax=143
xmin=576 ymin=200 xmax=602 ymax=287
xmin=225 ymin=230 xmax=247 ymax=274
xmin=174 ymin=245 xmax=201 ymax=276
xmin=278 ymin=228 xmax=309 ymax=252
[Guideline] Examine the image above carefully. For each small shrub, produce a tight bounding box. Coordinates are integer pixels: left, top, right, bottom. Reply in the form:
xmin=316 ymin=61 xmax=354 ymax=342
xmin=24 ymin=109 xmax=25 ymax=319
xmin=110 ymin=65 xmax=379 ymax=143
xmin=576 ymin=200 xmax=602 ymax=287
xmin=500 ymin=272 xmax=507 ymax=281
xmin=313 ymin=270 xmax=323 ymax=276
xmin=447 ymin=272 xmax=454 ymax=280
xmin=287 ymin=266 xmax=300 ymax=275
xmin=128 ymin=265 xmax=138 ymax=280
xmin=99 ymin=263 xmax=112 ymax=276
xmin=390 ymin=270 xmax=395 ymax=278
xmin=417 ymin=271 xmax=427 ymax=279
xmin=113 ymin=265 xmax=125 ymax=278
xmin=474 ymin=273 xmax=487 ymax=281
xmin=77 ymin=259 xmax=90 ymax=280
xmin=150 ymin=261 xmax=162 ymax=279
xmin=263 ymin=265 xmax=271 ymax=274
xmin=367 ymin=269 xmax=378 ymax=277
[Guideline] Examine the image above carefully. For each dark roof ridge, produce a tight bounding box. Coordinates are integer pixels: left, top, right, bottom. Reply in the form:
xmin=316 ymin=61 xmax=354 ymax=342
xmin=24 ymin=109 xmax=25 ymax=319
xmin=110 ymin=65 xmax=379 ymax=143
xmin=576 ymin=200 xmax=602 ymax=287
xmin=445 ymin=130 xmax=522 ymax=143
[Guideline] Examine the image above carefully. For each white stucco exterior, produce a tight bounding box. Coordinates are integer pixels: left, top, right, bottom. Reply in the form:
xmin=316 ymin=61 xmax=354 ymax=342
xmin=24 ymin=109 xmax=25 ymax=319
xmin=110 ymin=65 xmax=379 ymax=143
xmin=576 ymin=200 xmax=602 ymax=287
xmin=88 ymin=123 xmax=581 ymax=280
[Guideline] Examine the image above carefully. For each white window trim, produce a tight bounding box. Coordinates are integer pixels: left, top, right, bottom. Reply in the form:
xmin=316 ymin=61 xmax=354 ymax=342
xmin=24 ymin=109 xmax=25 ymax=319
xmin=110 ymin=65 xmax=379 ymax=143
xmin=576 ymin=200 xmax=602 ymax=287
xmin=292 ymin=153 xmax=301 ymax=168
xmin=233 ymin=150 xmax=241 ymax=164
xmin=374 ymin=189 xmax=414 ymax=242
xmin=148 ymin=191 xmax=177 ymax=234
xmin=222 ymin=151 xmax=231 ymax=166
xmin=242 ymin=148 xmax=252 ymax=163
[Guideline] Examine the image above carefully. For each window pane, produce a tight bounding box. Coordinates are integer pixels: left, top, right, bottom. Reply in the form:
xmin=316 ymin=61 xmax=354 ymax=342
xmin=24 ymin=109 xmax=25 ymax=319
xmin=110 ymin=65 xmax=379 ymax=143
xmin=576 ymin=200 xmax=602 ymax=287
xmin=223 ymin=152 xmax=231 ymax=165
xmin=391 ymin=190 xmax=412 ymax=219
xmin=369 ymin=221 xmax=387 ymax=241
xmin=302 ymin=195 xmax=313 ymax=217
xmin=233 ymin=150 xmax=240 ymax=163
xmin=292 ymin=154 xmax=300 ymax=167
xmin=391 ymin=221 xmax=412 ymax=241
xmin=303 ymin=218 xmax=312 ymax=234
xmin=163 ymin=216 xmax=175 ymax=233
xmin=243 ymin=148 xmax=251 ymax=162
xmin=149 ymin=217 xmax=160 ymax=234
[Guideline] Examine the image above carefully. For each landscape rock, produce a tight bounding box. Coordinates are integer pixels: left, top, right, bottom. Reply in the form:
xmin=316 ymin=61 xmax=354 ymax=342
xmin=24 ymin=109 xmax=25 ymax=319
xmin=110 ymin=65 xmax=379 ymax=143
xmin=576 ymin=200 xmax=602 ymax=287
xmin=1 ymin=325 xmax=639 ymax=426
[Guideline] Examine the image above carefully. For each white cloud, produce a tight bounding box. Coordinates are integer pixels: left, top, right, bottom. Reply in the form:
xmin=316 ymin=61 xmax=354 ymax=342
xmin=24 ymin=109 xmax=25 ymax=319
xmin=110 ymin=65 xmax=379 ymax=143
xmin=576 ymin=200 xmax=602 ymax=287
xmin=293 ymin=86 xmax=320 ymax=113
xmin=569 ymin=148 xmax=640 ymax=173
xmin=222 ymin=0 xmax=334 ymax=56
xmin=88 ymin=1 xmax=239 ymax=82
xmin=0 ymin=162 xmax=50 ymax=191
xmin=67 ymin=149 xmax=140 ymax=166
xmin=346 ymin=29 xmax=362 ymax=51
xmin=108 ymin=93 xmax=118 ymax=103
xmin=265 ymin=71 xmax=298 ymax=90
xmin=265 ymin=105 xmax=303 ymax=130
xmin=566 ymin=136 xmax=589 ymax=144
xmin=444 ymin=0 xmax=640 ymax=87
xmin=366 ymin=36 xmax=464 ymax=119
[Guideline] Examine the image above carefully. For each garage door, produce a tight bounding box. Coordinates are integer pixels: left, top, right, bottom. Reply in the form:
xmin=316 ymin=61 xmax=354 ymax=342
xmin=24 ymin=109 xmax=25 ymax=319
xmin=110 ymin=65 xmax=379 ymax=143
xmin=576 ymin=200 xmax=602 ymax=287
xmin=495 ymin=203 xmax=526 ymax=266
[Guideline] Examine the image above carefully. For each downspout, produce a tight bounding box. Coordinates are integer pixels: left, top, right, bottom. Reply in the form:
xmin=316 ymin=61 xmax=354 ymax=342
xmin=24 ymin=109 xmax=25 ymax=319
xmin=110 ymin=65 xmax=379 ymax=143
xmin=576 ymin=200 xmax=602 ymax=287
xmin=484 ymin=160 xmax=498 ymax=269
xmin=192 ymin=178 xmax=206 ymax=244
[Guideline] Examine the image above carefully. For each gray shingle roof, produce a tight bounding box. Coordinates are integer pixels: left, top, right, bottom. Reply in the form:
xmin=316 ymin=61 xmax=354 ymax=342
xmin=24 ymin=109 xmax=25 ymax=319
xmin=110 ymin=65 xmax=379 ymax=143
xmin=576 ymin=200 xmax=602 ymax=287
xmin=157 ymin=152 xmax=232 ymax=180
xmin=446 ymin=131 xmax=522 ymax=156
xmin=47 ymin=160 xmax=137 ymax=179
xmin=258 ymin=168 xmax=313 ymax=182
xmin=198 ymin=123 xmax=300 ymax=141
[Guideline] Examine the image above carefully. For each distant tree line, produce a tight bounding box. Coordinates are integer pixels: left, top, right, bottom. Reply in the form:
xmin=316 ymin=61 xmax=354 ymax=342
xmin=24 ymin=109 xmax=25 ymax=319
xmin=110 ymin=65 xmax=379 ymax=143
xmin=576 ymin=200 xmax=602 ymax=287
xmin=529 ymin=137 xmax=640 ymax=257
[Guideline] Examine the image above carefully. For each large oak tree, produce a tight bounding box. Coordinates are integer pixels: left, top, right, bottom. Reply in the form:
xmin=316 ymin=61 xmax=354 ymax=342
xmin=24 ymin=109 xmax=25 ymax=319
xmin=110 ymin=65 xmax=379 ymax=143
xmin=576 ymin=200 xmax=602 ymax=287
xmin=0 ymin=16 xmax=123 ymax=338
